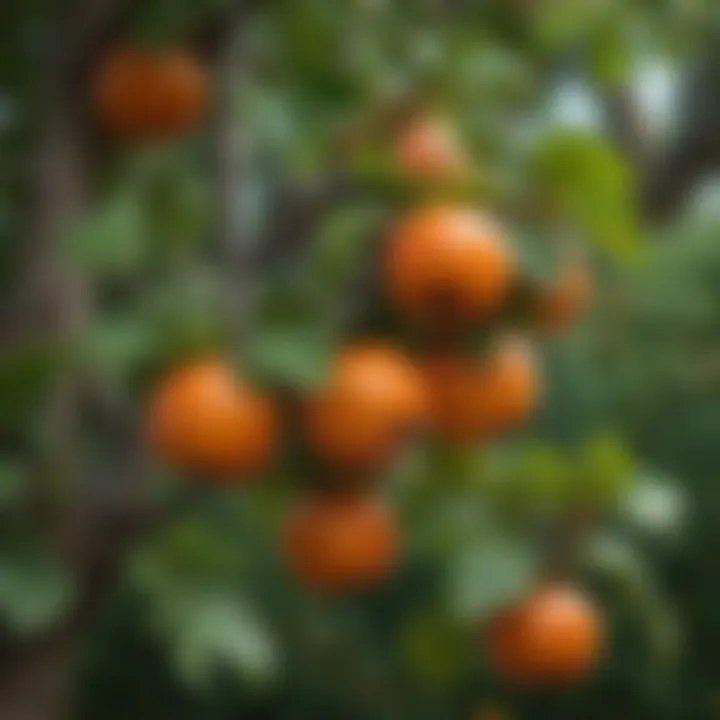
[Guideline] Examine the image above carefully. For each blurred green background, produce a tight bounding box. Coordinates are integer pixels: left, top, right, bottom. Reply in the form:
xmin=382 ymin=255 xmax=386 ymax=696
xmin=2 ymin=0 xmax=720 ymax=718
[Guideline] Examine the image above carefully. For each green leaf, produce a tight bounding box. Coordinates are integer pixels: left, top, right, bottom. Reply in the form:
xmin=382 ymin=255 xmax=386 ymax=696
xmin=574 ymin=432 xmax=634 ymax=503
xmin=515 ymin=442 xmax=570 ymax=505
xmin=246 ymin=324 xmax=333 ymax=390
xmin=450 ymin=41 xmax=534 ymax=106
xmin=169 ymin=592 xmax=279 ymax=688
xmin=310 ymin=204 xmax=386 ymax=289
xmin=142 ymin=269 xmax=232 ymax=365
xmin=447 ymin=530 xmax=539 ymax=622
xmin=530 ymin=129 xmax=643 ymax=260
xmin=587 ymin=24 xmax=632 ymax=86
xmin=80 ymin=315 xmax=157 ymax=386
xmin=67 ymin=190 xmax=147 ymax=276
xmin=246 ymin=279 xmax=335 ymax=389
xmin=146 ymin=174 xmax=210 ymax=257
xmin=427 ymin=443 xmax=489 ymax=490
xmin=128 ymin=510 xmax=279 ymax=684
xmin=130 ymin=516 xmax=246 ymax=592
xmin=484 ymin=443 xmax=568 ymax=512
xmin=530 ymin=0 xmax=610 ymax=53
xmin=0 ymin=545 xmax=74 ymax=634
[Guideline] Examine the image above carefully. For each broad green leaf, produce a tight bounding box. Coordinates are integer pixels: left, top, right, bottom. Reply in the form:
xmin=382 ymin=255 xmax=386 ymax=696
xmin=450 ymin=42 xmax=534 ymax=106
xmin=575 ymin=432 xmax=634 ymax=503
xmin=530 ymin=129 xmax=643 ymax=260
xmin=169 ymin=592 xmax=279 ymax=687
xmin=447 ymin=530 xmax=539 ymax=622
xmin=246 ymin=325 xmax=333 ymax=390
xmin=515 ymin=442 xmax=570 ymax=505
xmin=483 ymin=443 xmax=567 ymax=512
xmin=530 ymin=0 xmax=612 ymax=53
xmin=142 ymin=269 xmax=232 ymax=365
xmin=246 ymin=279 xmax=335 ymax=389
xmin=587 ymin=24 xmax=633 ymax=86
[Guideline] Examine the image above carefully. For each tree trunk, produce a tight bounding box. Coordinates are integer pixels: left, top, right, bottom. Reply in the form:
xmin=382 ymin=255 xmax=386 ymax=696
xmin=0 ymin=631 xmax=83 ymax=720
xmin=0 ymin=2 xmax=272 ymax=716
xmin=0 ymin=2 xmax=94 ymax=717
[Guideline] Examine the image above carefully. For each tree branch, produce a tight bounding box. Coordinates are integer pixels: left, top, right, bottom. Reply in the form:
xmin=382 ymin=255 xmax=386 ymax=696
xmin=209 ymin=7 xmax=258 ymax=343
xmin=602 ymin=83 xmax=649 ymax=172
xmin=640 ymin=56 xmax=720 ymax=222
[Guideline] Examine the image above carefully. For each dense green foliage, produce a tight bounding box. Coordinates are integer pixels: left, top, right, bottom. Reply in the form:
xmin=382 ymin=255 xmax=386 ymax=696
xmin=2 ymin=1 xmax=720 ymax=718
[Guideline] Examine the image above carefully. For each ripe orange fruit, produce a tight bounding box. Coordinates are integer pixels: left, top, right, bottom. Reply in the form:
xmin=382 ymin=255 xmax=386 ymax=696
xmin=385 ymin=204 xmax=514 ymax=325
xmin=283 ymin=495 xmax=399 ymax=591
xmin=396 ymin=115 xmax=468 ymax=180
xmin=93 ymin=46 xmax=207 ymax=138
xmin=487 ymin=585 xmax=603 ymax=685
xmin=536 ymin=261 xmax=592 ymax=331
xmin=304 ymin=343 xmax=429 ymax=468
xmin=148 ymin=359 xmax=277 ymax=478
xmin=423 ymin=337 xmax=541 ymax=443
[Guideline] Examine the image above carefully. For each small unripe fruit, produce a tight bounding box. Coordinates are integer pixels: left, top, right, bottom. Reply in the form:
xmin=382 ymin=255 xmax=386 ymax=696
xmin=396 ymin=115 xmax=468 ymax=180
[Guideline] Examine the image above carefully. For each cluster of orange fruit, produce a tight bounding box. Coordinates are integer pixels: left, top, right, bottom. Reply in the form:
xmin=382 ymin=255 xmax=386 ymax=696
xmin=92 ymin=46 xmax=599 ymax=685
xmin=144 ymin=199 xmax=573 ymax=591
